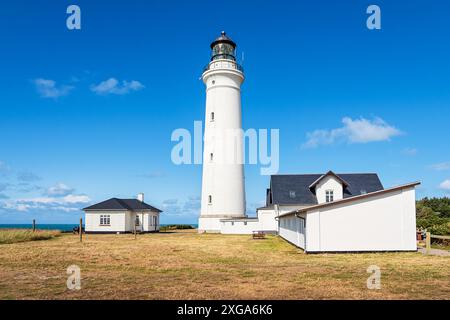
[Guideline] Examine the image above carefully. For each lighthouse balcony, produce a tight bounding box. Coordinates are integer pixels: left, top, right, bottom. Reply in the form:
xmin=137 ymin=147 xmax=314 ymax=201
xmin=203 ymin=59 xmax=244 ymax=74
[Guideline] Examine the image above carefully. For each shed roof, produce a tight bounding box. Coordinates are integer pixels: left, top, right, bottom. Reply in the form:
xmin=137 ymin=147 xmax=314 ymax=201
xmin=83 ymin=198 xmax=162 ymax=212
xmin=278 ymin=181 xmax=421 ymax=218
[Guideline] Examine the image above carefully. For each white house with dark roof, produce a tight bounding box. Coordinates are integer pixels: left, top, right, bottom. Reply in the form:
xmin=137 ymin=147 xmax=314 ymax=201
xmin=219 ymin=171 xmax=419 ymax=253
xmin=83 ymin=193 xmax=162 ymax=234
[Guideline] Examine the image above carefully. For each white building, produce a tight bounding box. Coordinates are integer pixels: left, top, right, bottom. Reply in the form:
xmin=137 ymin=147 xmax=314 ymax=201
xmin=83 ymin=193 xmax=162 ymax=234
xmin=219 ymin=171 xmax=419 ymax=253
xmin=199 ymin=32 xmax=246 ymax=232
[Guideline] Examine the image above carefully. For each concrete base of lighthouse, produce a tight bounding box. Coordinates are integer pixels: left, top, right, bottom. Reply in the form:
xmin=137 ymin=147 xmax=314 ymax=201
xmin=198 ymin=215 xmax=245 ymax=233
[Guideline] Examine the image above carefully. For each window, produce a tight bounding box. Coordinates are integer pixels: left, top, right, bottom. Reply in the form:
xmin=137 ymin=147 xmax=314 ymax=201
xmin=289 ymin=190 xmax=296 ymax=199
xmin=100 ymin=215 xmax=110 ymax=226
xmin=211 ymin=112 xmax=215 ymax=122
xmin=208 ymin=195 xmax=212 ymax=205
xmin=210 ymin=153 xmax=214 ymax=161
xmin=326 ymin=190 xmax=334 ymax=203
xmin=244 ymin=221 xmax=247 ymax=226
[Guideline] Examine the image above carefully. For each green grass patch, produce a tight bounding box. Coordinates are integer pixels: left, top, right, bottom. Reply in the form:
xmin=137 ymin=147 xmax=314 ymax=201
xmin=0 ymin=229 xmax=61 ymax=245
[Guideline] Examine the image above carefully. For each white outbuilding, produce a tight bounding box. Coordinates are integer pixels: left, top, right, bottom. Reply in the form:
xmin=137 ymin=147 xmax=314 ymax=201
xmin=83 ymin=194 xmax=162 ymax=234
xmin=219 ymin=171 xmax=419 ymax=253
xmin=270 ymin=171 xmax=419 ymax=252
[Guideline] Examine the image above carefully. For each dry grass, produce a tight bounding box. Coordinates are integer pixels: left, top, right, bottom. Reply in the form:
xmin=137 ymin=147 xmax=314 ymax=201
xmin=0 ymin=229 xmax=61 ymax=245
xmin=0 ymin=230 xmax=448 ymax=300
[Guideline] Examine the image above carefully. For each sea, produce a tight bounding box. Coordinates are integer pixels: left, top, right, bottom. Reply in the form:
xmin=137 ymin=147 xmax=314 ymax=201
xmin=0 ymin=224 xmax=198 ymax=232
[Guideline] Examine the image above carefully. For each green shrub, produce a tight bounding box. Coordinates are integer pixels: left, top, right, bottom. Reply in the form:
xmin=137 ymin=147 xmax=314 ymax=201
xmin=160 ymin=224 xmax=195 ymax=231
xmin=416 ymin=197 xmax=450 ymax=236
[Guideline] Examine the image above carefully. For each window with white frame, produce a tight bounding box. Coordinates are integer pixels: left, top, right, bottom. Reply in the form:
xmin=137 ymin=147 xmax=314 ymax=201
xmin=208 ymin=195 xmax=212 ymax=205
xmin=211 ymin=112 xmax=215 ymax=122
xmin=100 ymin=214 xmax=110 ymax=226
xmin=210 ymin=153 xmax=214 ymax=162
xmin=326 ymin=190 xmax=334 ymax=203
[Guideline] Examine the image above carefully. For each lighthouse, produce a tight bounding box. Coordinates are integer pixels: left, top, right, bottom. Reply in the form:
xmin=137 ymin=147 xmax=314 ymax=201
xmin=198 ymin=32 xmax=246 ymax=233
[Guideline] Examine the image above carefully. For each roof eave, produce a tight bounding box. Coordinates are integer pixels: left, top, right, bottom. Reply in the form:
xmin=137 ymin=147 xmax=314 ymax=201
xmin=279 ymin=181 xmax=421 ymax=218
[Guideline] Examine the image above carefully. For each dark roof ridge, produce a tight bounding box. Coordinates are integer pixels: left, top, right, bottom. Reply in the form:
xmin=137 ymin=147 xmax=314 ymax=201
xmin=271 ymin=172 xmax=379 ymax=176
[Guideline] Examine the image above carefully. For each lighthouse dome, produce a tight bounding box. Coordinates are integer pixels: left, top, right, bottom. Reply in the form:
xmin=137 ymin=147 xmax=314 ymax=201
xmin=210 ymin=31 xmax=236 ymax=61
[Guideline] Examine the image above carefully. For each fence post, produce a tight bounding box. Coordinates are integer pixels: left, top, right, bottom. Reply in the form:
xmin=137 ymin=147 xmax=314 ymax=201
xmin=80 ymin=218 xmax=83 ymax=243
xmin=426 ymin=232 xmax=431 ymax=254
xmin=32 ymin=219 xmax=36 ymax=232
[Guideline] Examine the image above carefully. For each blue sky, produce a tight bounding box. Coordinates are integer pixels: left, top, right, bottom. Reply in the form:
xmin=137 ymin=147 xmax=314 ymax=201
xmin=1 ymin=0 xmax=450 ymax=224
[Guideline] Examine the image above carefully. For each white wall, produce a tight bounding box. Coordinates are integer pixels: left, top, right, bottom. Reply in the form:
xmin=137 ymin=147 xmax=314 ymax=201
xmin=278 ymin=213 xmax=306 ymax=248
xmin=257 ymin=209 xmax=278 ymax=232
xmin=220 ymin=219 xmax=260 ymax=234
xmin=305 ymin=186 xmax=417 ymax=252
xmin=315 ymin=176 xmax=343 ymax=204
xmin=142 ymin=212 xmax=160 ymax=232
xmin=85 ymin=210 xmax=160 ymax=233
xmin=85 ymin=211 xmax=128 ymax=233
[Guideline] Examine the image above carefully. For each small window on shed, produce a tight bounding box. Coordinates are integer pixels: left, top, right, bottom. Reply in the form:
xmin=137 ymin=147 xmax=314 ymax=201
xmin=289 ymin=191 xmax=296 ymax=199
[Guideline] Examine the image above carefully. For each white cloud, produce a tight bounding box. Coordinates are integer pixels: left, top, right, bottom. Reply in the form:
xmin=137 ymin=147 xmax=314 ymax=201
xmin=439 ymin=180 xmax=450 ymax=191
xmin=46 ymin=183 xmax=74 ymax=196
xmin=303 ymin=117 xmax=403 ymax=148
xmin=90 ymin=78 xmax=144 ymax=95
xmin=429 ymin=162 xmax=450 ymax=171
xmin=63 ymin=194 xmax=90 ymax=203
xmin=33 ymin=78 xmax=74 ymax=98
xmin=1 ymin=194 xmax=91 ymax=212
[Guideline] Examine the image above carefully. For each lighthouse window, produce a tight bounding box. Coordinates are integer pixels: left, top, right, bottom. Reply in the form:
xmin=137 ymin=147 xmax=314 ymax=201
xmin=211 ymin=112 xmax=215 ymax=122
xmin=212 ymin=80 xmax=215 ymax=85
xmin=210 ymin=153 xmax=214 ymax=161
xmin=208 ymin=195 xmax=212 ymax=204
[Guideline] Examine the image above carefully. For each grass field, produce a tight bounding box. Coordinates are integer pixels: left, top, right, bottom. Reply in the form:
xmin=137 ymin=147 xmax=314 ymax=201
xmin=0 ymin=230 xmax=448 ymax=300
xmin=0 ymin=229 xmax=61 ymax=245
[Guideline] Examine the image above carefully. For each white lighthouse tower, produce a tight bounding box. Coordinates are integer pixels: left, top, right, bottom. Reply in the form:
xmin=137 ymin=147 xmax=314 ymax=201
xmin=198 ymin=32 xmax=246 ymax=233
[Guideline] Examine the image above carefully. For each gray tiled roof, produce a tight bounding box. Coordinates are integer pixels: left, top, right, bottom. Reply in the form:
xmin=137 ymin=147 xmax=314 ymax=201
xmin=83 ymin=198 xmax=162 ymax=212
xmin=268 ymin=173 xmax=384 ymax=206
